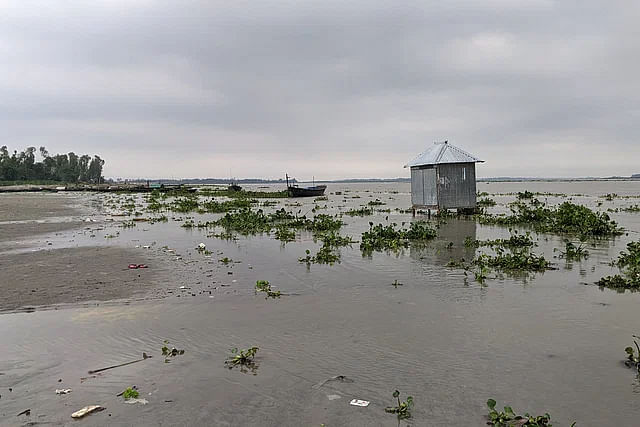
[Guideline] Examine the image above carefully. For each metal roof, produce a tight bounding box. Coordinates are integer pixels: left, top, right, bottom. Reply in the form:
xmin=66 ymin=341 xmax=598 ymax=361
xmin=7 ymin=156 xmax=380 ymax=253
xmin=404 ymin=141 xmax=483 ymax=168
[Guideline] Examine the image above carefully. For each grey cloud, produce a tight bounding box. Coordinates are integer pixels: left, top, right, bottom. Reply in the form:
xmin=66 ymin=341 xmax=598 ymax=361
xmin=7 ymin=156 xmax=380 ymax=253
xmin=1 ymin=0 xmax=639 ymax=179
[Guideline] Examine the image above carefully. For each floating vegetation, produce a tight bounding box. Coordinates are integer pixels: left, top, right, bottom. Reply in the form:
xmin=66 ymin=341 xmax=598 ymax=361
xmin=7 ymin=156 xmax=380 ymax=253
xmin=299 ymin=244 xmax=340 ymax=265
xmin=225 ymin=347 xmax=259 ymax=374
xmin=596 ymin=241 xmax=640 ymax=291
xmin=624 ymin=335 xmax=640 ymax=371
xmin=559 ymin=240 xmax=589 ymax=261
xmin=122 ymin=387 xmax=139 ymax=400
xmin=477 ymin=197 xmax=497 ymax=207
xmin=478 ymin=198 xmax=623 ymax=239
xmin=314 ymin=196 xmax=329 ymax=202
xmin=622 ymin=205 xmax=640 ymax=213
xmin=161 ymin=340 xmax=185 ymax=362
xmin=473 ymin=250 xmax=551 ymax=273
xmin=316 ymin=230 xmax=356 ymax=248
xmin=274 ymin=225 xmax=296 ymax=242
xmin=452 ymin=234 xmax=551 ymax=283
xmin=345 ymin=207 xmax=374 ymax=217
xmin=367 ymin=199 xmax=386 ymax=206
xmin=465 ymin=231 xmax=535 ymax=249
xmin=516 ymin=191 xmax=535 ymax=199
xmin=391 ymin=280 xmax=403 ymax=288
xmin=384 ymin=390 xmax=413 ymax=420
xmin=255 ymin=280 xmax=281 ymax=298
xmin=486 ymin=399 xmax=559 ymax=427
xmin=360 ymin=221 xmax=437 ymax=254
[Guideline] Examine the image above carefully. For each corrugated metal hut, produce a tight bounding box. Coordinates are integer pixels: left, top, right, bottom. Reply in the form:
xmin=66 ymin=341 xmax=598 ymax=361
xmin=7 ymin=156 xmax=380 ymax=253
xmin=404 ymin=141 xmax=483 ymax=211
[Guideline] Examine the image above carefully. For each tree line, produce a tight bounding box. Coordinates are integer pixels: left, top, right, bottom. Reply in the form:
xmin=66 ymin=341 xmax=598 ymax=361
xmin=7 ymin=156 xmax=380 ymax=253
xmin=0 ymin=146 xmax=105 ymax=183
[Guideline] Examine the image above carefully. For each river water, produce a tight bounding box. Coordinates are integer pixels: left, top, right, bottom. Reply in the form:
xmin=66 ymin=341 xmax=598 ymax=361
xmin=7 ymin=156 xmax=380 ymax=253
xmin=1 ymin=181 xmax=640 ymax=426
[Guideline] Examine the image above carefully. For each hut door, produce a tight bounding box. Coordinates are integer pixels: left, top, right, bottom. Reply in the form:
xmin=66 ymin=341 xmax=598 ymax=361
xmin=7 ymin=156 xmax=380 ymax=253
xmin=422 ymin=168 xmax=437 ymax=206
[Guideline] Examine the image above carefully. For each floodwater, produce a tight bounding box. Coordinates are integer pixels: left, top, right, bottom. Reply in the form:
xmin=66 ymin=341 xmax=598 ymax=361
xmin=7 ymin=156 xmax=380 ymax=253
xmin=2 ymin=181 xmax=640 ymax=426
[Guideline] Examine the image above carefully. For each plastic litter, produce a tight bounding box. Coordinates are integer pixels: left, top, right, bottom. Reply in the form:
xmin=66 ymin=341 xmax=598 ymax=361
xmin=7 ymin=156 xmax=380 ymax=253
xmin=71 ymin=405 xmax=104 ymax=419
xmin=349 ymin=399 xmax=370 ymax=407
xmin=198 ymin=243 xmax=206 ymax=250
xmin=56 ymin=388 xmax=72 ymax=395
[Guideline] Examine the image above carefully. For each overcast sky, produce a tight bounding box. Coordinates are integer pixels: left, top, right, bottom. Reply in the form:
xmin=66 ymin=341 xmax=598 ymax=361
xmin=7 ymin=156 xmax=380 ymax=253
xmin=1 ymin=0 xmax=639 ymax=180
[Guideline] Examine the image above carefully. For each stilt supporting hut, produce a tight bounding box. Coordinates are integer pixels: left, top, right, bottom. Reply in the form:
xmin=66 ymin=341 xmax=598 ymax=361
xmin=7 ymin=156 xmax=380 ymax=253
xmin=404 ymin=141 xmax=483 ymax=214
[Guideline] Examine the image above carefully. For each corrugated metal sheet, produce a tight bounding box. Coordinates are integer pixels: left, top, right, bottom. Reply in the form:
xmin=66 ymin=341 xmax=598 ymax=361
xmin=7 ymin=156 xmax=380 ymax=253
xmin=404 ymin=141 xmax=483 ymax=167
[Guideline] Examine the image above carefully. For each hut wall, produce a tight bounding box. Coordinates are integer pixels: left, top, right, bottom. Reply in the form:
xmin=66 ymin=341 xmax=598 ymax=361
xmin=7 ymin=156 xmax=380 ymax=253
xmin=436 ymin=162 xmax=476 ymax=209
xmin=410 ymin=166 xmax=437 ymax=208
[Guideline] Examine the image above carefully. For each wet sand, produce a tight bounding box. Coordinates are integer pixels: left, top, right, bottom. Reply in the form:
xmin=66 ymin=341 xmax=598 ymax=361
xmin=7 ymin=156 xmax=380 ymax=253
xmin=0 ymin=246 xmax=159 ymax=313
xmin=0 ymin=193 xmax=164 ymax=313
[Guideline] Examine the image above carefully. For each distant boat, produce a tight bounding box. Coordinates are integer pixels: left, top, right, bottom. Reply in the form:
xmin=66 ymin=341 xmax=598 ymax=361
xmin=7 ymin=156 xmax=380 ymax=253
xmin=286 ymin=174 xmax=326 ymax=197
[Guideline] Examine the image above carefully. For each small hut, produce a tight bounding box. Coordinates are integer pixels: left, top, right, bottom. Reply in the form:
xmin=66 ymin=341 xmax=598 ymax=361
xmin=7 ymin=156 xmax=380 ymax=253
xmin=404 ymin=141 xmax=483 ymax=211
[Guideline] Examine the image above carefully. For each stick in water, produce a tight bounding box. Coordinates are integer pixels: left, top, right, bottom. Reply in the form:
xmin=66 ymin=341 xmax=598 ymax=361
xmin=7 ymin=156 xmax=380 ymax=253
xmin=88 ymin=353 xmax=151 ymax=374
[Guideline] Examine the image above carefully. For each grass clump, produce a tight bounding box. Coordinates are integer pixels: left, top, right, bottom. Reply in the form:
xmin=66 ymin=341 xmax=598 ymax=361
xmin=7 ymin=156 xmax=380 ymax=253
xmin=255 ymin=280 xmax=281 ymax=298
xmin=384 ymin=390 xmax=413 ymax=420
xmin=486 ymin=399 xmax=559 ymax=426
xmin=596 ymin=241 xmax=640 ymax=291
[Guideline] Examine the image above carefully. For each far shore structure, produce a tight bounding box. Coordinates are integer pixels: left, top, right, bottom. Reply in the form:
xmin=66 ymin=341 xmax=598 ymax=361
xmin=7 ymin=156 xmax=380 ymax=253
xmin=405 ymin=141 xmax=484 ymax=214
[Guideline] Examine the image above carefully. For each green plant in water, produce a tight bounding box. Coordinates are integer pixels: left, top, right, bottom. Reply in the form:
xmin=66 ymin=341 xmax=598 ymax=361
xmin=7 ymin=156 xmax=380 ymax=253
xmin=624 ymin=335 xmax=640 ymax=372
xmin=225 ymin=347 xmax=259 ymax=374
xmin=559 ymin=240 xmax=589 ymax=261
xmin=486 ymin=399 xmax=558 ymax=426
xmin=122 ymin=387 xmax=139 ymax=400
xmin=384 ymin=390 xmax=413 ymax=420
xmin=161 ymin=340 xmax=185 ymax=362
xmin=596 ymin=241 xmax=640 ymax=292
xmin=344 ymin=207 xmax=374 ymax=217
xmin=255 ymin=280 xmax=281 ymax=298
xmin=360 ymin=221 xmax=437 ymax=254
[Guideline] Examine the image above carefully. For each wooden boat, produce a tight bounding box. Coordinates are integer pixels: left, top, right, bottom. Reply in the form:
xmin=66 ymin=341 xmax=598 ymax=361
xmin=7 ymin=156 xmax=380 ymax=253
xmin=286 ymin=174 xmax=326 ymax=197
xmin=288 ymin=185 xmax=327 ymax=197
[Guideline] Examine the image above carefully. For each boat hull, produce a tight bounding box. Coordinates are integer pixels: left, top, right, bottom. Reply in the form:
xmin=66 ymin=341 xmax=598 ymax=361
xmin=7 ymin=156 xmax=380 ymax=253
xmin=288 ymin=185 xmax=327 ymax=197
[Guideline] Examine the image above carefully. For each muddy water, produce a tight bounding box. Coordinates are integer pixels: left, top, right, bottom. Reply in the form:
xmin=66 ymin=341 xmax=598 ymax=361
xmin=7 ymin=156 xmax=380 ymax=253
xmin=2 ymin=181 xmax=640 ymax=426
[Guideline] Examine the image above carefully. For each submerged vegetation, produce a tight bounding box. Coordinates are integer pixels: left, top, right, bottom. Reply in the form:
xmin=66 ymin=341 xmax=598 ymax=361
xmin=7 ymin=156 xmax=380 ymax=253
xmin=596 ymin=241 xmax=640 ymax=291
xmin=559 ymin=240 xmax=589 ymax=261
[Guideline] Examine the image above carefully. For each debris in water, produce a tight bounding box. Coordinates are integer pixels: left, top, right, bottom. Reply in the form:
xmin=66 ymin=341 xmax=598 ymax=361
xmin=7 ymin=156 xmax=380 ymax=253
xmin=17 ymin=409 xmax=31 ymax=416
xmin=327 ymin=394 xmax=342 ymax=401
xmin=88 ymin=353 xmax=151 ymax=374
xmin=312 ymin=375 xmax=354 ymax=389
xmin=125 ymin=398 xmax=148 ymax=405
xmin=71 ymin=405 xmax=105 ymax=419
xmin=349 ymin=399 xmax=370 ymax=407
xmin=56 ymin=388 xmax=72 ymax=395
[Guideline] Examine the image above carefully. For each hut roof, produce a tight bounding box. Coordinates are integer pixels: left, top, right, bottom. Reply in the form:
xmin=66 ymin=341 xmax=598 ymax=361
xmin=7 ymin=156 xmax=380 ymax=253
xmin=404 ymin=141 xmax=483 ymax=168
